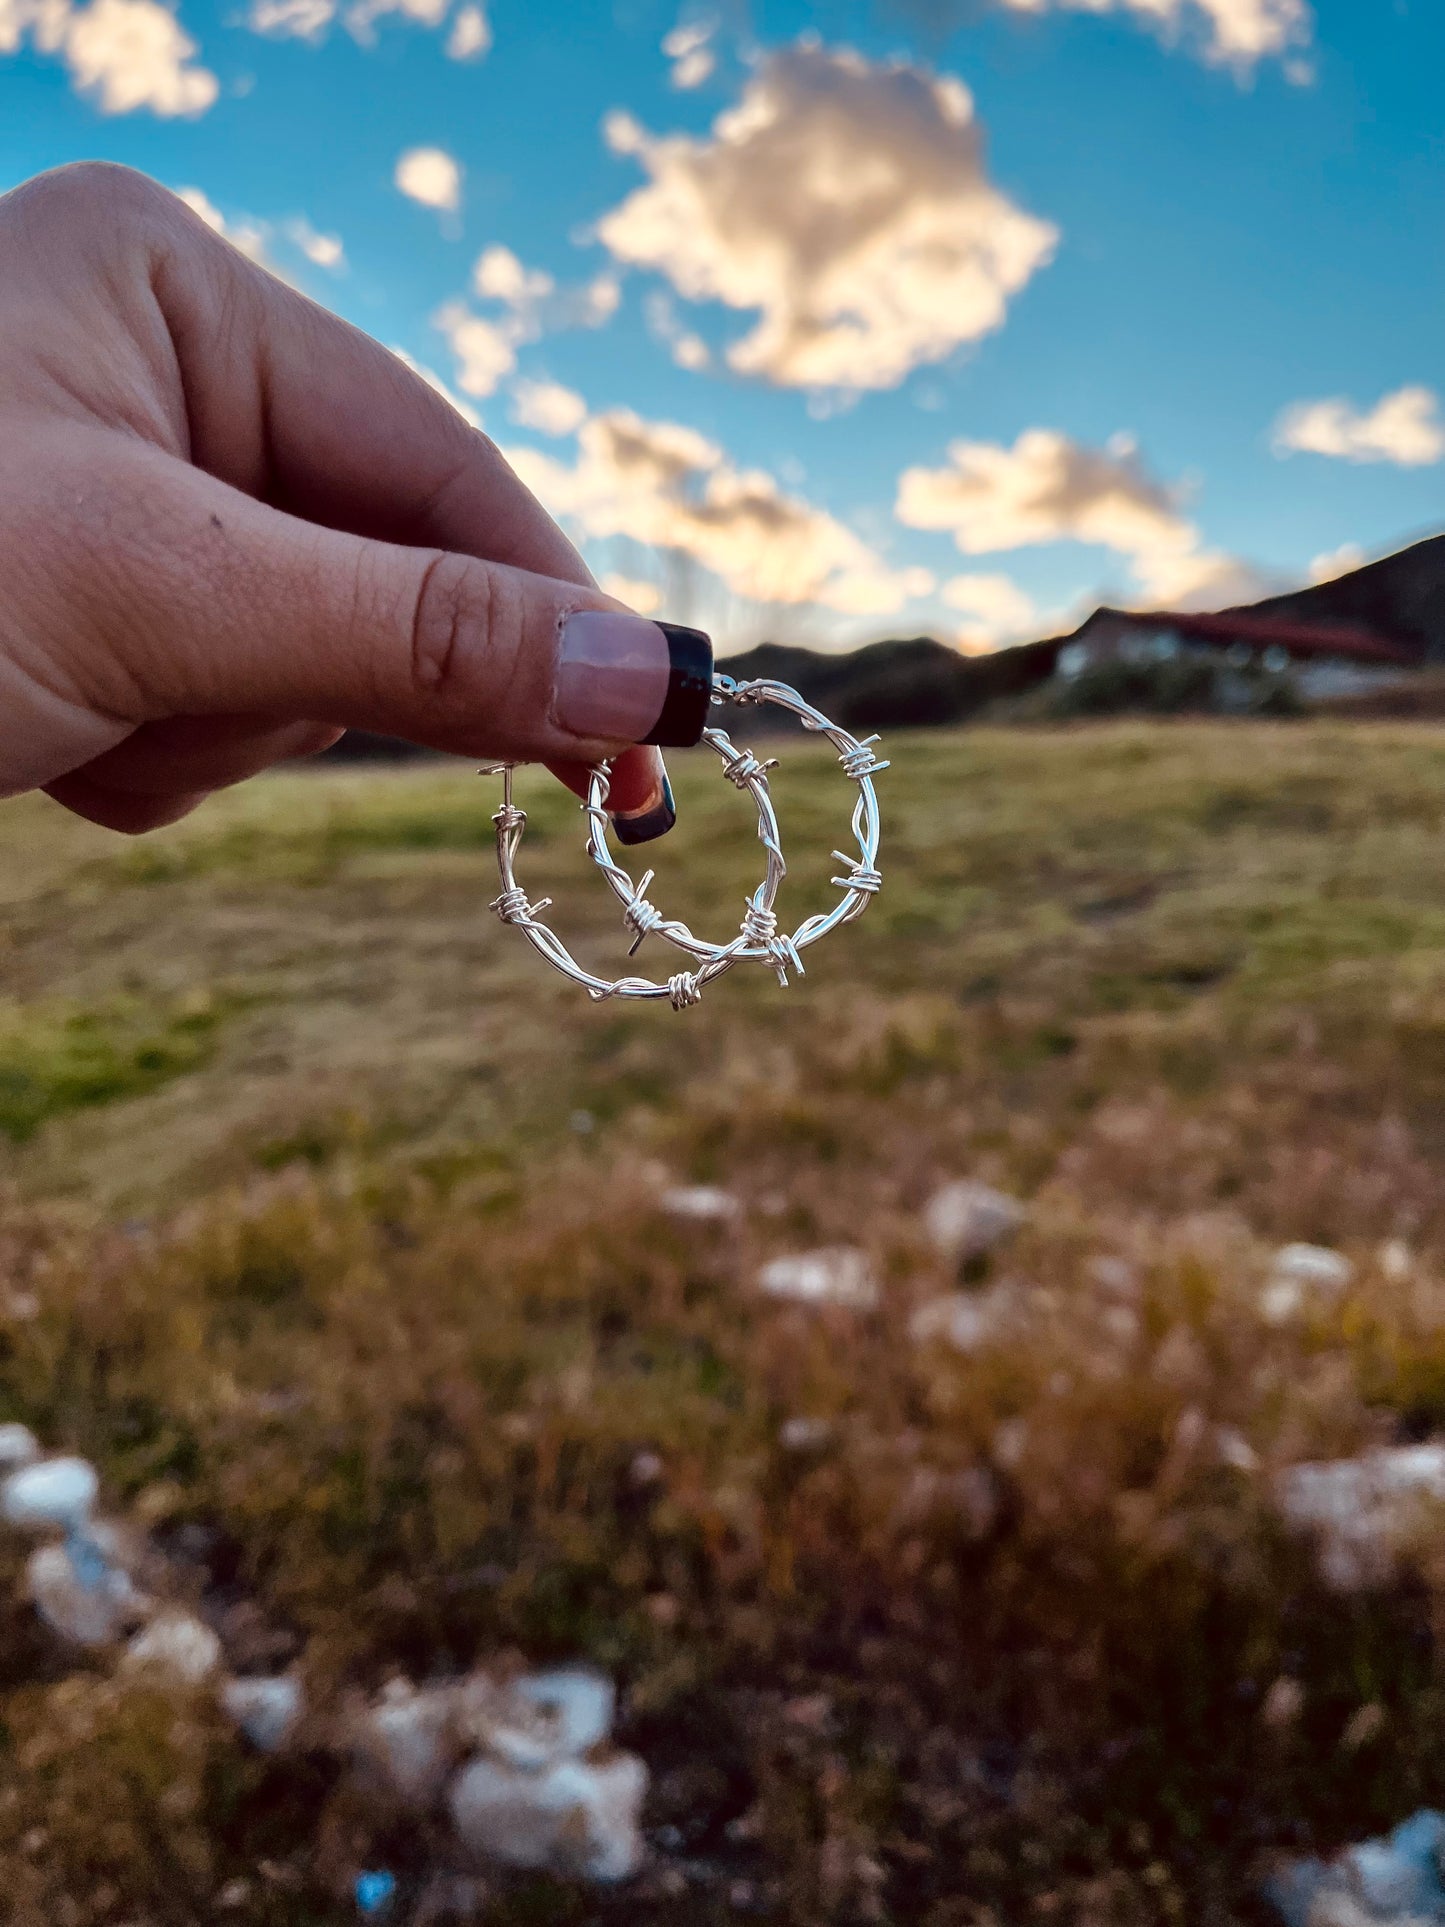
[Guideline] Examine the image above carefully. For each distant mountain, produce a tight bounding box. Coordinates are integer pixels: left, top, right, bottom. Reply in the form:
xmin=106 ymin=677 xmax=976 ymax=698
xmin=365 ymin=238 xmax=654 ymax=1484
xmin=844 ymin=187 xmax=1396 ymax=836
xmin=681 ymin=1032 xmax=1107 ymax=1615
xmin=716 ymin=635 xmax=1066 ymax=731
xmin=1238 ymin=533 xmax=1445 ymax=663
xmin=323 ymin=532 xmax=1445 ymax=758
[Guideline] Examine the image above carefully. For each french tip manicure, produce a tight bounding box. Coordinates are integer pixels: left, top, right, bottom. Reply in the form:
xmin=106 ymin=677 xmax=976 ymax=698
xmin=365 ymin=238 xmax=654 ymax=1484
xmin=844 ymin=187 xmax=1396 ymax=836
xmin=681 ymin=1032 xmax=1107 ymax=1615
xmin=556 ymin=611 xmax=714 ymax=749
xmin=642 ymin=622 xmax=713 ymax=748
xmin=612 ymin=773 xmax=676 ymax=846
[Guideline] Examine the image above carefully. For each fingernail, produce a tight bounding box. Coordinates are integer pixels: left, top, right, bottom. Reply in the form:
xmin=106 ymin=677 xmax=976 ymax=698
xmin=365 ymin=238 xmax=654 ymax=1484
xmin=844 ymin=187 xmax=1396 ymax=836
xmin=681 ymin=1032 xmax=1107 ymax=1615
xmin=556 ymin=612 xmax=713 ymax=748
xmin=612 ymin=771 xmax=676 ymax=846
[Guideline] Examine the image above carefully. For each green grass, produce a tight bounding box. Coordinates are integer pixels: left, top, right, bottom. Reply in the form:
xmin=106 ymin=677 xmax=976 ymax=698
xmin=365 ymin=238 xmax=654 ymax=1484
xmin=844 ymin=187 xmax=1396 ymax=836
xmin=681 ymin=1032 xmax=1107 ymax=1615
xmin=4 ymin=723 xmax=1445 ymax=1921
xmin=0 ymin=991 xmax=230 ymax=1142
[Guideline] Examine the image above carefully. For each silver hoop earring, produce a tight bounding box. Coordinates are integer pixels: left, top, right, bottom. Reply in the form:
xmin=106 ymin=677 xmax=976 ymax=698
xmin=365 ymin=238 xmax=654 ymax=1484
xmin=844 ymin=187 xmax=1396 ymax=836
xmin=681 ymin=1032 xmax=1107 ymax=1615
xmin=487 ymin=673 xmax=886 ymax=1012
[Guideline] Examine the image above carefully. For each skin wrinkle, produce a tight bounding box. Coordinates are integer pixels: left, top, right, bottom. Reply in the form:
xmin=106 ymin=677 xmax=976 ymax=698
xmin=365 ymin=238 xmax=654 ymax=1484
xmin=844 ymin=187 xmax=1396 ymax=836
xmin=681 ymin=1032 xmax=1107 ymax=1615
xmin=407 ymin=548 xmax=471 ymax=697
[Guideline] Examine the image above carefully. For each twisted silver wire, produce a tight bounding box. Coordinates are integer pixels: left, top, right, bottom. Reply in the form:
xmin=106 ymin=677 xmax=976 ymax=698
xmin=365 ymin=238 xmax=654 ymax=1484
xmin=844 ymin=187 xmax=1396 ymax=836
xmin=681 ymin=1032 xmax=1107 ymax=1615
xmin=486 ymin=771 xmax=737 ymax=1010
xmin=583 ymin=726 xmax=788 ymax=969
xmin=484 ymin=671 xmax=885 ymax=1009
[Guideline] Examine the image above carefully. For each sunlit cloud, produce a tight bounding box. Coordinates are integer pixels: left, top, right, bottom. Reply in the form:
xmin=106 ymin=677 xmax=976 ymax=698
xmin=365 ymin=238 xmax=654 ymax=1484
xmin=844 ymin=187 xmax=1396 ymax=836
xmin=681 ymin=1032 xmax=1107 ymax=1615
xmin=508 ymin=404 xmax=933 ymax=618
xmin=435 ymin=242 xmax=620 ymax=399
xmin=444 ymin=0 xmax=486 ymax=55
xmin=1309 ymin=543 xmax=1366 ymax=584
xmin=1 ymin=0 xmax=217 ymax=116
xmin=395 ymin=145 xmax=462 ymax=213
xmin=510 ymin=378 xmax=588 ymax=437
xmin=899 ymin=427 xmax=1264 ymax=612
xmin=941 ymin=572 xmax=1038 ymax=647
xmin=433 ymin=303 xmax=515 ymax=398
xmin=247 ymin=0 xmax=482 ymax=45
xmin=989 ymin=0 xmax=1312 ymax=75
xmin=596 ymin=38 xmax=1058 ymax=393
xmin=285 ymin=216 xmax=345 ymax=270
xmin=174 ymin=185 xmax=271 ymax=262
xmin=662 ymin=15 xmax=714 ymax=89
xmin=898 ymin=428 xmax=1194 ymax=559
xmin=599 ymin=572 xmax=664 ymax=614
xmin=644 ymin=290 xmax=711 ymax=373
xmin=474 ymin=245 xmax=552 ymax=306
xmin=1129 ymin=546 xmax=1268 ymax=609
xmin=174 ymin=188 xmax=347 ymax=282
xmin=1272 ymin=386 xmax=1445 ymax=467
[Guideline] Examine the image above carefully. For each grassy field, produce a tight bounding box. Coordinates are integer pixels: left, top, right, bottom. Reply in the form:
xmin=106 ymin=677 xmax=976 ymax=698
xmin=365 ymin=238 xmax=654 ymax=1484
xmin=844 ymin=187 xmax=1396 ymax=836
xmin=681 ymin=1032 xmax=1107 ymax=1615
xmin=6 ymin=722 xmax=1445 ymax=1922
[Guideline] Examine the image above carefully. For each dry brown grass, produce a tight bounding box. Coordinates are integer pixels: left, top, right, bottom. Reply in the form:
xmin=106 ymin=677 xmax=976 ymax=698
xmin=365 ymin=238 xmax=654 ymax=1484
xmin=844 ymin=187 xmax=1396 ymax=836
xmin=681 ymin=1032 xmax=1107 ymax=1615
xmin=3 ymin=723 xmax=1445 ymax=1921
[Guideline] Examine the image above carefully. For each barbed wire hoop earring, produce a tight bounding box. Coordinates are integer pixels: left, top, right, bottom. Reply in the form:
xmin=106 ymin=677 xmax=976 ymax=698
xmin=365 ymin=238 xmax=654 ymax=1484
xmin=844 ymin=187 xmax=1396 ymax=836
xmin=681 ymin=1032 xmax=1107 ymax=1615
xmin=486 ymin=673 xmax=886 ymax=1013
xmin=584 ymin=725 xmax=799 ymax=982
xmin=585 ymin=675 xmax=886 ymax=985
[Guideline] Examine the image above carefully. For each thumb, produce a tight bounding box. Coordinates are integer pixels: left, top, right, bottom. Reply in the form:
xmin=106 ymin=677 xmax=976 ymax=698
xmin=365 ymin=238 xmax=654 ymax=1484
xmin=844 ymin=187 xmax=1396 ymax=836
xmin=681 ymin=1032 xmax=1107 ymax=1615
xmin=60 ymin=445 xmax=712 ymax=765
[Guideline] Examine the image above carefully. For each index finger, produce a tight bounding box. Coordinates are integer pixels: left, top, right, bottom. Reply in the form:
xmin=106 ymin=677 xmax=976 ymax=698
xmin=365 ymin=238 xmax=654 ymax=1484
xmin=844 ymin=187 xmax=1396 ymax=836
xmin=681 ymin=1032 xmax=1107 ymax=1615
xmin=153 ymin=190 xmax=675 ymax=817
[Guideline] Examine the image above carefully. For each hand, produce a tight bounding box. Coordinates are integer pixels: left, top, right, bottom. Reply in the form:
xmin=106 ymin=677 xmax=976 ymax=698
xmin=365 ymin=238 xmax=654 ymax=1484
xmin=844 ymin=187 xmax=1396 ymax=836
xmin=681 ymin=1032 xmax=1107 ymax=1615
xmin=0 ymin=162 xmax=710 ymax=838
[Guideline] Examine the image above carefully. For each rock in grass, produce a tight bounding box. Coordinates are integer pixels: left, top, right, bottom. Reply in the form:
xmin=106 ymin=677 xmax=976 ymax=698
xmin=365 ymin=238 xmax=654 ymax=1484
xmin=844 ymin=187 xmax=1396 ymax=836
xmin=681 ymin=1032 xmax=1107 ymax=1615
xmin=350 ymin=1679 xmax=459 ymax=1811
xmin=909 ymin=1284 xmax=1021 ymax=1353
xmin=0 ymin=1423 xmax=39 ymax=1469
xmin=448 ymin=1751 xmax=647 ymax=1882
xmin=123 ymin=1610 xmax=222 ymax=1684
xmin=924 ymin=1181 xmax=1026 ymax=1264
xmin=465 ymin=1668 xmax=616 ymax=1773
xmin=2 ymin=1455 xmax=98 ymax=1530
xmin=27 ymin=1529 xmax=146 ymax=1646
xmin=660 ymin=1185 xmax=740 ymax=1222
xmin=1265 ymin=1808 xmax=1445 ymax=1925
xmin=1276 ymin=1444 xmax=1445 ymax=1591
xmin=1261 ymin=1243 xmax=1355 ymax=1324
xmin=758 ymin=1247 xmax=878 ymax=1310
xmin=222 ymin=1673 xmax=305 ymax=1754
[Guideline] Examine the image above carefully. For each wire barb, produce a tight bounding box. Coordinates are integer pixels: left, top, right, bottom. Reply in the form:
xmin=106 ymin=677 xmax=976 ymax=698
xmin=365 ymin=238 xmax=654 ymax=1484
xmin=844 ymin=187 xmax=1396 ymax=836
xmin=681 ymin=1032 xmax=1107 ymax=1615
xmin=717 ymin=742 xmax=778 ymax=789
xmin=830 ymin=851 xmax=882 ymax=895
xmin=490 ymin=885 xmax=552 ymax=925
xmin=622 ymin=870 xmax=666 ymax=956
xmin=668 ymin=972 xmax=703 ymax=1011
xmin=739 ymin=897 xmax=804 ymax=986
xmin=839 ymin=735 xmax=891 ymax=781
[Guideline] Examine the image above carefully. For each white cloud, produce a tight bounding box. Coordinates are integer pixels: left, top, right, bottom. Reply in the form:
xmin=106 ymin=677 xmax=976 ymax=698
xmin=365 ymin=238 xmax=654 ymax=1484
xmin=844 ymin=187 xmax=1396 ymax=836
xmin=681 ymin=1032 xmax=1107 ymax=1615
xmin=174 ymin=185 xmax=271 ymax=263
xmin=244 ymin=0 xmax=486 ymax=53
xmin=509 ymin=404 xmax=931 ymax=616
xmin=6 ymin=0 xmax=218 ymax=116
xmin=644 ymin=290 xmax=711 ymax=372
xmin=898 ymin=427 xmax=1194 ymax=560
xmin=600 ymin=572 xmax=664 ymax=614
xmin=941 ymin=571 xmax=1037 ymax=645
xmin=1129 ymin=546 xmax=1268 ymax=609
xmin=1272 ymin=386 xmax=1445 ymax=467
xmin=395 ymin=146 xmax=462 ymax=213
xmin=1309 ymin=542 xmax=1366 ymax=584
xmin=390 ymin=346 xmax=482 ymax=429
xmin=246 ymin=0 xmax=330 ymax=32
xmin=286 ymin=216 xmax=345 ymax=270
xmin=899 ymin=427 xmax=1266 ymax=612
xmin=445 ymin=0 xmax=486 ymax=55
xmin=474 ymin=245 xmax=552 ymax=305
xmin=510 ymin=378 xmax=588 ymax=437
xmin=433 ymin=301 xmax=516 ymax=398
xmin=597 ymin=38 xmax=1057 ymax=392
xmin=994 ymin=0 xmax=1311 ymax=73
xmin=435 ymin=244 xmax=619 ymax=399
xmin=345 ymin=0 xmax=443 ymax=39
xmin=175 ymin=188 xmax=347 ymax=280
xmin=0 ymin=0 xmax=68 ymax=55
xmin=662 ymin=16 xmax=714 ymax=88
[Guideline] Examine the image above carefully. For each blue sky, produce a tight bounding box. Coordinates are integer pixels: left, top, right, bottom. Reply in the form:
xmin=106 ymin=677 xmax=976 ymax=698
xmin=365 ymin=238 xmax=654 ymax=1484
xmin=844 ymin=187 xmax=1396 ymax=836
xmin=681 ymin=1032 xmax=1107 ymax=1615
xmin=2 ymin=0 xmax=1442 ymax=653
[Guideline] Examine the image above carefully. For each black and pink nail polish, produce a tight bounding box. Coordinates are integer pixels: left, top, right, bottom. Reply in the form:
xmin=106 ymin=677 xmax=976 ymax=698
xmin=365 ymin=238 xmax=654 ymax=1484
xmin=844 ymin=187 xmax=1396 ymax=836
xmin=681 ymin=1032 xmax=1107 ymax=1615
xmin=557 ymin=612 xmax=713 ymax=749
